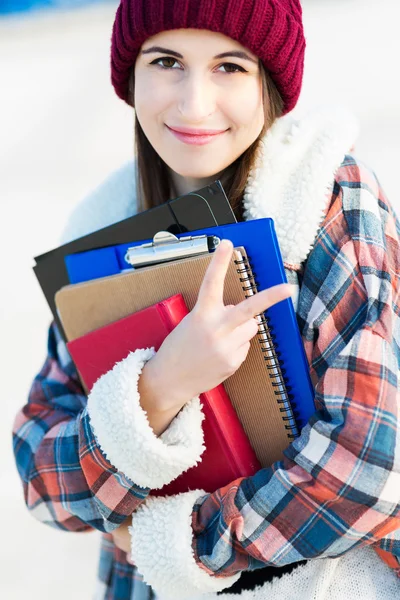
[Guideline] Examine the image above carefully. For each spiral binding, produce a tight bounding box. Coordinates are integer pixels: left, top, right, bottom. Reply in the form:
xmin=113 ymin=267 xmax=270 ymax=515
xmin=234 ymin=252 xmax=299 ymax=440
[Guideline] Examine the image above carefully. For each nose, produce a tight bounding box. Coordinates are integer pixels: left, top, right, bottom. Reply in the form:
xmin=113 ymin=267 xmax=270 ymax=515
xmin=177 ymin=72 xmax=215 ymax=122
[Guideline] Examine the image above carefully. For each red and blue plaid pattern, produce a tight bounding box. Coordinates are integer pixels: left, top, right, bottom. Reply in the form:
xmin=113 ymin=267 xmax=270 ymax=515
xmin=12 ymin=323 xmax=151 ymax=522
xmin=12 ymin=156 xmax=400 ymax=599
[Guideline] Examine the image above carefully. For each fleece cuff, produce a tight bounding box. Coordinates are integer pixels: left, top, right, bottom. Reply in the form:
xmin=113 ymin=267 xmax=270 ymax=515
xmin=130 ymin=491 xmax=241 ymax=599
xmin=87 ymin=347 xmax=205 ymax=489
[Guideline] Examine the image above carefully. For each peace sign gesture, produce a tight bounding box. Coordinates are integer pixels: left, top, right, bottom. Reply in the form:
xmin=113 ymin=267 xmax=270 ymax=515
xmin=140 ymin=239 xmax=293 ymax=429
xmin=196 ymin=239 xmax=292 ymax=331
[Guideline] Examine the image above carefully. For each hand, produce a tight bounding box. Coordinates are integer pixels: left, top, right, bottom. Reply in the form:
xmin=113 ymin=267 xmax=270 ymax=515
xmin=145 ymin=239 xmax=293 ymax=412
xmin=111 ymin=516 xmax=134 ymax=564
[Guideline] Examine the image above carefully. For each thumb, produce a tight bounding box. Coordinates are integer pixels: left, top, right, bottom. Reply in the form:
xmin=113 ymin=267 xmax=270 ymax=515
xmin=196 ymin=239 xmax=233 ymax=311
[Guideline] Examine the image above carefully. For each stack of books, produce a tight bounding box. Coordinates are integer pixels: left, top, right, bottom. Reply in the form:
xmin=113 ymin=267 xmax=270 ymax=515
xmin=34 ymin=181 xmax=315 ymax=495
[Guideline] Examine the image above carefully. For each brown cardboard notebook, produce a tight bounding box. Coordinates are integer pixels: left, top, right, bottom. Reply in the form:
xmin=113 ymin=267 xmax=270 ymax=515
xmin=55 ymin=248 xmax=294 ymax=467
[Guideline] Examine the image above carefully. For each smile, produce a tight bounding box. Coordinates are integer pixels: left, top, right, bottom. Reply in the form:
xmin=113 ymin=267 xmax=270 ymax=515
xmin=166 ymin=125 xmax=228 ymax=146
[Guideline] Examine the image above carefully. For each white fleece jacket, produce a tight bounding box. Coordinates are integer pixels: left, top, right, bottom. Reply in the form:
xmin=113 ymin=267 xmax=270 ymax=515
xmin=62 ymin=106 xmax=399 ymax=600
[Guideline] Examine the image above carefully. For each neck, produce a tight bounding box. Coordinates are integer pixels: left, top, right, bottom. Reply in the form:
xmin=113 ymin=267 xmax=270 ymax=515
xmin=168 ymin=168 xmax=225 ymax=197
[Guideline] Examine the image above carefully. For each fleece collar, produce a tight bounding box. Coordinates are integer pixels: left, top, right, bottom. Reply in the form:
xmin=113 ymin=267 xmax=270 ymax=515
xmin=244 ymin=106 xmax=359 ymax=267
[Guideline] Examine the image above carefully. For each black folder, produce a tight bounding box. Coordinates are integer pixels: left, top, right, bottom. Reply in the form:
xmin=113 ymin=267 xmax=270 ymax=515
xmin=34 ymin=180 xmax=236 ymax=339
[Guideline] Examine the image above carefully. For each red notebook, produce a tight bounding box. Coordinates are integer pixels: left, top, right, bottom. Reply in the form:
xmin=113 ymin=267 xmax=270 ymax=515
xmin=67 ymin=294 xmax=260 ymax=495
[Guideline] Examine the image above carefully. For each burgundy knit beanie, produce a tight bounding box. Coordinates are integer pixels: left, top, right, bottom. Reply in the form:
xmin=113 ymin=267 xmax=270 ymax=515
xmin=111 ymin=0 xmax=305 ymax=115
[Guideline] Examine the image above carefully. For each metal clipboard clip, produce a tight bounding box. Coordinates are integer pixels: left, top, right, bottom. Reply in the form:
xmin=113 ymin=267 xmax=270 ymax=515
xmin=124 ymin=231 xmax=221 ymax=268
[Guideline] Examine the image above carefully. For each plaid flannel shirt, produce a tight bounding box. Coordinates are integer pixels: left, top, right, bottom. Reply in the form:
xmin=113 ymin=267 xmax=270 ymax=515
xmin=13 ymin=156 xmax=400 ymax=599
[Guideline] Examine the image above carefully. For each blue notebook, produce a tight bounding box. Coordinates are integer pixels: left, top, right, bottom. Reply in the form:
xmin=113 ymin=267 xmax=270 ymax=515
xmin=65 ymin=219 xmax=315 ymax=431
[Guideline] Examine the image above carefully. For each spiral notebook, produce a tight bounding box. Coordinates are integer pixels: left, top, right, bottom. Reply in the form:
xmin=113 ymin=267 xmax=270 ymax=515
xmin=56 ymin=247 xmax=298 ymax=467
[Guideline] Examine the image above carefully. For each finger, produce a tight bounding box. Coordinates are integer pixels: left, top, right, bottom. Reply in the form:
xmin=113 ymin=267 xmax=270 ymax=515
xmin=196 ymin=239 xmax=234 ymax=311
xmin=228 ymin=283 xmax=293 ymax=330
xmin=230 ymin=317 xmax=259 ymax=348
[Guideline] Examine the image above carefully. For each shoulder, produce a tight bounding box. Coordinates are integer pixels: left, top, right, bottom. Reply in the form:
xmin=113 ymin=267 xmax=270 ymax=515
xmin=323 ymin=154 xmax=400 ymax=260
xmin=334 ymin=154 xmax=393 ymax=218
xmin=302 ymin=154 xmax=399 ymax=326
xmin=60 ymin=161 xmax=138 ymax=245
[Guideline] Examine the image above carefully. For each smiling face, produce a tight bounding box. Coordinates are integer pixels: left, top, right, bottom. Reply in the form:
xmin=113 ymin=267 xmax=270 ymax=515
xmin=133 ymin=29 xmax=265 ymax=184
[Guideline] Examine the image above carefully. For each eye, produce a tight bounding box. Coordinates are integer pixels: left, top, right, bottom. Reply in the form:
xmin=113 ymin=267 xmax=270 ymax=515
xmin=217 ymin=62 xmax=247 ymax=74
xmin=150 ymin=57 xmax=181 ymax=69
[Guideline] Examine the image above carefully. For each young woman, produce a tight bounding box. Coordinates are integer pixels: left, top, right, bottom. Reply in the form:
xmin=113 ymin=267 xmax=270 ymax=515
xmin=13 ymin=1 xmax=400 ymax=599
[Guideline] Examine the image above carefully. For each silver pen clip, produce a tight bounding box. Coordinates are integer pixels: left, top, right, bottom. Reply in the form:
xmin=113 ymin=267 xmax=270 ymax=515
xmin=124 ymin=231 xmax=221 ymax=268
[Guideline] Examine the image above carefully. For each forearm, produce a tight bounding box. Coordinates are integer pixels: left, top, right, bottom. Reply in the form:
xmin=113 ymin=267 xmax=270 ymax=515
xmin=13 ymin=324 xmax=205 ymax=535
xmin=138 ymin=358 xmax=189 ymax=436
xmin=129 ymin=330 xmax=400 ymax=597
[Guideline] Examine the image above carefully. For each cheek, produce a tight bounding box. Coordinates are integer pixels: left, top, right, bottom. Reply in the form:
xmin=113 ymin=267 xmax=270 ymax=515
xmin=134 ymin=72 xmax=171 ymax=125
xmin=226 ymin=81 xmax=264 ymax=132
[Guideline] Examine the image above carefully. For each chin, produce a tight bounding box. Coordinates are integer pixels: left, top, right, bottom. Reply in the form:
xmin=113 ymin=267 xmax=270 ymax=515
xmin=168 ymin=161 xmax=229 ymax=181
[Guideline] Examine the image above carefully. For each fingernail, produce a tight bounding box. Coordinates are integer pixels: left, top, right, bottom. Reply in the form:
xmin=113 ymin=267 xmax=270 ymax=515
xmin=220 ymin=239 xmax=232 ymax=250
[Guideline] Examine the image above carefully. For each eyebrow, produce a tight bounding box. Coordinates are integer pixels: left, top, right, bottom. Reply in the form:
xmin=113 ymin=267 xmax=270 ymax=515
xmin=141 ymin=46 xmax=258 ymax=64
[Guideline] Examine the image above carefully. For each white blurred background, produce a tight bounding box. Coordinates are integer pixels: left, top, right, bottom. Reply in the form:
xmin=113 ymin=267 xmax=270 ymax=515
xmin=1 ymin=0 xmax=399 ymax=598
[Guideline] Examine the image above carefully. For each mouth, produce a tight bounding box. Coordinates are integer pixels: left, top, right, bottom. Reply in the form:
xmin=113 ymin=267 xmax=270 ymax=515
xmin=166 ymin=125 xmax=229 ymax=146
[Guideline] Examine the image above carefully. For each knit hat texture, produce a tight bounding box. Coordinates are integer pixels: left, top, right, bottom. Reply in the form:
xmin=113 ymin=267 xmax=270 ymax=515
xmin=111 ymin=0 xmax=305 ymax=115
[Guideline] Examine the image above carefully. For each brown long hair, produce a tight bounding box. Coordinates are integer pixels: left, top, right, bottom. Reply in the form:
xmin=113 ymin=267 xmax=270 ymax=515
xmin=127 ymin=63 xmax=284 ymax=221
